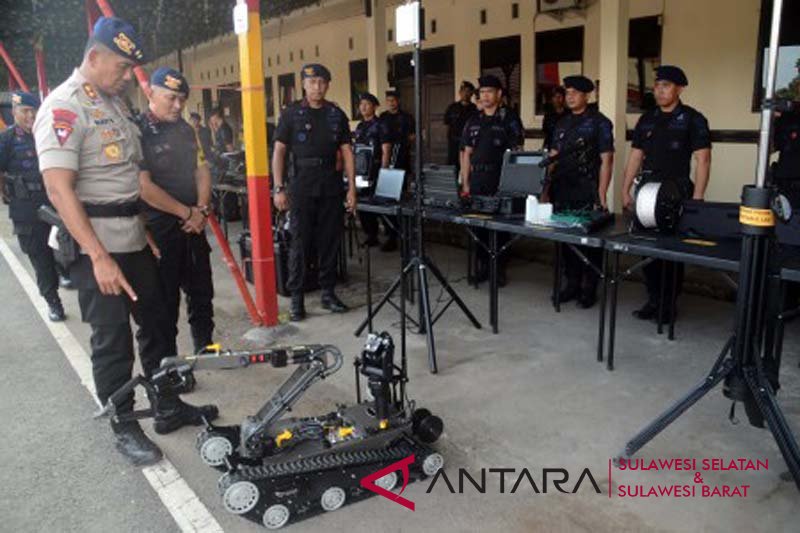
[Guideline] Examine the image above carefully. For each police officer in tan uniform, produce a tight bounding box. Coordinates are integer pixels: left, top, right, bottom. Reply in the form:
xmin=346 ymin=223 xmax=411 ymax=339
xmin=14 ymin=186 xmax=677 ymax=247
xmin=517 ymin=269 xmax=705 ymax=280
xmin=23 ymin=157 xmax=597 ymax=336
xmin=34 ymin=17 xmax=216 ymax=466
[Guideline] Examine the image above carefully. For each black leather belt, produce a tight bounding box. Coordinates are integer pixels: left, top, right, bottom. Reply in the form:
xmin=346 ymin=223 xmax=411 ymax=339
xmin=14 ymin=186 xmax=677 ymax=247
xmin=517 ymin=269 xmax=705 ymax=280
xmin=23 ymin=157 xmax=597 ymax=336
xmin=83 ymin=202 xmax=140 ymax=218
xmin=295 ymin=157 xmax=336 ymax=169
xmin=472 ymin=163 xmax=500 ymax=172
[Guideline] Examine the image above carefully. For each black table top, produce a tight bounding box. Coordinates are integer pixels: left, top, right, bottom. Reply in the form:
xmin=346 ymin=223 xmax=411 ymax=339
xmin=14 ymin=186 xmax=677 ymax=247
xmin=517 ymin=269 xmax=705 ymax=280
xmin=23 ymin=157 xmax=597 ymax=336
xmin=604 ymin=231 xmax=742 ymax=273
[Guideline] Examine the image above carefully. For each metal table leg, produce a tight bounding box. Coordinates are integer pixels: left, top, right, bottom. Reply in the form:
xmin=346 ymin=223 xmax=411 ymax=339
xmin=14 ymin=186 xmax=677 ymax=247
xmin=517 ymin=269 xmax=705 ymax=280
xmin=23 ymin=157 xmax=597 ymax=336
xmin=607 ymin=252 xmax=621 ymax=371
xmin=597 ymin=248 xmax=608 ymax=363
xmin=490 ymin=230 xmax=498 ymax=334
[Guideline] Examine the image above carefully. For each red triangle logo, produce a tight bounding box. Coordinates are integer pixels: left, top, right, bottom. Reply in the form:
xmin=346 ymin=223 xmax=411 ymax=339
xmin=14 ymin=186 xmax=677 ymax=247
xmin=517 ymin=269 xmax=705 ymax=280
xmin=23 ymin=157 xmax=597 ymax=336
xmin=360 ymin=454 xmax=416 ymax=511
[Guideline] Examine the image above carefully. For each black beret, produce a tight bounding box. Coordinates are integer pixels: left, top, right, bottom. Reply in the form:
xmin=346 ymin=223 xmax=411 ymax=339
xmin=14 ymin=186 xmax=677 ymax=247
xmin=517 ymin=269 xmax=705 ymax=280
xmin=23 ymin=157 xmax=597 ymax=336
xmin=11 ymin=91 xmax=40 ymax=108
xmin=92 ymin=17 xmax=145 ymax=64
xmin=655 ymin=65 xmax=688 ymax=86
xmin=385 ymin=89 xmax=400 ymax=98
xmin=359 ymin=92 xmax=380 ymax=106
xmin=151 ymin=67 xmax=189 ymax=96
xmin=563 ymin=75 xmax=595 ymax=93
xmin=301 ymin=64 xmax=331 ymax=82
xmin=460 ymin=80 xmax=475 ymax=90
xmin=478 ymin=75 xmax=503 ymax=90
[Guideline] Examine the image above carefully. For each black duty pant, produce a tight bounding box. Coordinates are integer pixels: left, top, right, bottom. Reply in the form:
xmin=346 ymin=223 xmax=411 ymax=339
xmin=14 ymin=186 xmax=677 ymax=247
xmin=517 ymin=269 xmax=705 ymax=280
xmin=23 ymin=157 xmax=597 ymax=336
xmin=563 ymin=245 xmax=602 ymax=296
xmin=643 ymin=260 xmax=685 ymax=307
xmin=15 ymin=221 xmax=59 ymax=301
xmin=288 ymin=195 xmax=344 ymax=294
xmin=447 ymin=139 xmax=461 ymax=182
xmin=71 ymin=248 xmax=172 ymax=413
xmin=151 ymin=225 xmax=215 ymax=354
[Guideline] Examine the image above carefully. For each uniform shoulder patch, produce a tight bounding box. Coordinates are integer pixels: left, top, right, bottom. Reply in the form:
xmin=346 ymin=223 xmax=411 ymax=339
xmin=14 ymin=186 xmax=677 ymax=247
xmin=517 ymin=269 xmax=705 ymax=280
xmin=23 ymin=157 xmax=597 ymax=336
xmin=52 ymin=108 xmax=78 ymax=146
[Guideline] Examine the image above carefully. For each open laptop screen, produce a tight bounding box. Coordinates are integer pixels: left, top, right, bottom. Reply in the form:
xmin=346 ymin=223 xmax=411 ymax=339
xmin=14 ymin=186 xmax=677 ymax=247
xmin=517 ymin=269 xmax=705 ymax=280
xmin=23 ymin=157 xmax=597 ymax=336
xmin=374 ymin=168 xmax=405 ymax=201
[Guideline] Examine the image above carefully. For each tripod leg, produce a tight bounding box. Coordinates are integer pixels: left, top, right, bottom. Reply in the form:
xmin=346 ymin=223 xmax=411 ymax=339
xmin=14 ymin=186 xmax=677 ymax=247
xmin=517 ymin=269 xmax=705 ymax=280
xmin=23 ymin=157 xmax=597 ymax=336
xmin=353 ymin=261 xmax=414 ymax=337
xmin=426 ymin=258 xmax=482 ymax=329
xmin=417 ymin=262 xmax=438 ymax=374
xmin=617 ymin=338 xmax=735 ymax=463
xmin=743 ymin=366 xmax=800 ymax=490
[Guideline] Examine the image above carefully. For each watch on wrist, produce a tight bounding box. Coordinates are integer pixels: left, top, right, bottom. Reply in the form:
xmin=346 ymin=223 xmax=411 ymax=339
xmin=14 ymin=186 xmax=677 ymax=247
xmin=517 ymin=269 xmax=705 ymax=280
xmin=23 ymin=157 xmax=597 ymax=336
xmin=198 ymin=205 xmax=210 ymax=218
xmin=275 ymin=185 xmax=286 ymax=193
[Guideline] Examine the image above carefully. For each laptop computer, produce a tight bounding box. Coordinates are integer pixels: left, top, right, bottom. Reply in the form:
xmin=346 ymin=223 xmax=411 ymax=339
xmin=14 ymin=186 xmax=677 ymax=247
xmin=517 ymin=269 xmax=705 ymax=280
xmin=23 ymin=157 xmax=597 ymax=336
xmin=371 ymin=168 xmax=405 ymax=205
xmin=498 ymin=151 xmax=546 ymax=196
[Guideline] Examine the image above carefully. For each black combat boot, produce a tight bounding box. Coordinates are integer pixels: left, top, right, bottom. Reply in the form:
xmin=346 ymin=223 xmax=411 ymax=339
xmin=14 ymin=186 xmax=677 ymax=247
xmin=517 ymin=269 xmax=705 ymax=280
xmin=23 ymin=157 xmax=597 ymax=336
xmin=111 ymin=420 xmax=163 ymax=466
xmin=153 ymin=396 xmax=219 ymax=435
xmin=289 ymin=293 xmax=306 ymax=321
xmin=321 ymin=290 xmax=348 ymax=313
xmin=45 ymin=294 xmax=66 ymax=322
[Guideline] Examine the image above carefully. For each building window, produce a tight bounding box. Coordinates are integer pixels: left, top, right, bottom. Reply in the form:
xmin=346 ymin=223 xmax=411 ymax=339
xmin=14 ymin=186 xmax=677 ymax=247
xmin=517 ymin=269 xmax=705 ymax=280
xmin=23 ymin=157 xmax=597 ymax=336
xmin=300 ymin=49 xmax=304 ymax=60
xmin=277 ymin=54 xmax=281 ymax=65
xmin=216 ymin=68 xmax=219 ymax=78
xmin=627 ymin=17 xmax=662 ymax=113
xmin=290 ymin=51 xmax=294 ymax=62
xmin=200 ymin=72 xmax=204 ymax=81
xmin=267 ymin=57 xmax=271 ymax=67
xmin=388 ymin=28 xmax=393 ymax=42
xmin=349 ymin=59 xmax=369 ymax=120
xmin=349 ymin=37 xmax=354 ymax=50
xmin=535 ymin=26 xmax=584 ymax=115
xmin=315 ymin=45 xmax=320 ymax=57
xmin=512 ymin=3 xmax=519 ymax=19
xmin=207 ymin=71 xmax=211 ymax=80
xmin=278 ymin=73 xmax=296 ymax=109
xmin=753 ymin=0 xmax=800 ymax=110
xmin=480 ymin=9 xmax=487 ymax=25
xmin=481 ymin=35 xmax=522 ymax=114
xmin=265 ymin=76 xmax=275 ymax=118
xmin=431 ymin=19 xmax=437 ymax=34
xmin=223 ymin=66 xmax=227 ymax=76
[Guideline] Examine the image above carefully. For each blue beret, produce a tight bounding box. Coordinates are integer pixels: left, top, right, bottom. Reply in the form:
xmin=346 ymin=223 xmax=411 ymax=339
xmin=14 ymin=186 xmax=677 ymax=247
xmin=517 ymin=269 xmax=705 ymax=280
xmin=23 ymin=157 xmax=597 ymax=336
xmin=478 ymin=75 xmax=503 ymax=90
xmin=92 ymin=17 xmax=145 ymax=64
xmin=563 ymin=75 xmax=595 ymax=93
xmin=301 ymin=64 xmax=331 ymax=82
xmin=655 ymin=65 xmax=688 ymax=86
xmin=11 ymin=91 xmax=40 ymax=109
xmin=359 ymin=92 xmax=379 ymax=106
xmin=151 ymin=67 xmax=189 ymax=96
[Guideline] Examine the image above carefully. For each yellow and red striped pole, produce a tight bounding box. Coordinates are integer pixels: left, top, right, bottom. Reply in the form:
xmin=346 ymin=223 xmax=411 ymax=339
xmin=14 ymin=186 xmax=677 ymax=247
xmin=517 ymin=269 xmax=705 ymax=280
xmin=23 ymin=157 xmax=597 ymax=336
xmin=237 ymin=0 xmax=279 ymax=325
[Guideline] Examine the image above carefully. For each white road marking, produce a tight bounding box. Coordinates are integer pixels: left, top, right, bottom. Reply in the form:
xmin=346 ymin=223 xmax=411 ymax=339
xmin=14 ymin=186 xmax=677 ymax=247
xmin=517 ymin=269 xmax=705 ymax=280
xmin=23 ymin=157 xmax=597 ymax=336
xmin=0 ymin=237 xmax=224 ymax=533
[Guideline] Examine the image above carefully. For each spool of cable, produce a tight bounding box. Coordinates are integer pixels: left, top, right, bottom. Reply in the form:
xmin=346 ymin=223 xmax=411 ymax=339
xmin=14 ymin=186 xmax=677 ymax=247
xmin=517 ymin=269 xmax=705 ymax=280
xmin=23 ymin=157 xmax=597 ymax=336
xmin=634 ymin=180 xmax=683 ymax=232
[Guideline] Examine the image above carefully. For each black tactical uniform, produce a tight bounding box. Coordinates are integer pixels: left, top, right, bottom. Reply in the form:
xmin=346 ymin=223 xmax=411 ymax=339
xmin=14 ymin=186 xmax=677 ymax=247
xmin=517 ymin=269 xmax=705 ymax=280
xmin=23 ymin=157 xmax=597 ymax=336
xmin=275 ymin=97 xmax=351 ymax=309
xmin=773 ymin=108 xmax=800 ymax=205
xmin=380 ymin=107 xmax=414 ymax=171
xmin=138 ymin=111 xmax=215 ymax=354
xmin=632 ymin=100 xmax=711 ymax=315
xmin=550 ymin=98 xmax=614 ymax=307
xmin=542 ymin=106 xmax=569 ymax=150
xmin=354 ymin=107 xmax=390 ymax=244
xmin=462 ymin=80 xmax=525 ymax=283
xmin=0 ymin=112 xmax=65 ymax=321
xmin=444 ymin=97 xmax=477 ymax=175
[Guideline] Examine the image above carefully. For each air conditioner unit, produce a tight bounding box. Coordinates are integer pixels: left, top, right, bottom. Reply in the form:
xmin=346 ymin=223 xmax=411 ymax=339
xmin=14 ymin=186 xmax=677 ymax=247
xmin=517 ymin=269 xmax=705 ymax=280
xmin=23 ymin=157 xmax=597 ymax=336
xmin=538 ymin=0 xmax=582 ymax=13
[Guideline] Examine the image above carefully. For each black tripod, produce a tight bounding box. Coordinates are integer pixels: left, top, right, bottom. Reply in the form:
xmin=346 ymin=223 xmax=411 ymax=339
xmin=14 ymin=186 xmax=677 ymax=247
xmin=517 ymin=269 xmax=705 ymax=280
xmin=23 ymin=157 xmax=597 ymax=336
xmin=354 ymin=15 xmax=481 ymax=374
xmin=616 ymin=0 xmax=800 ymax=491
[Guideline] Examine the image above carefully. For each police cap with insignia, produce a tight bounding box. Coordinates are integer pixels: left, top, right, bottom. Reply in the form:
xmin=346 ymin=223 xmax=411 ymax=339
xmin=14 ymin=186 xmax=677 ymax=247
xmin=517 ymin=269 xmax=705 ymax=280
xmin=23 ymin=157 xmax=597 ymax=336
xmin=301 ymin=64 xmax=331 ymax=82
xmin=11 ymin=91 xmax=40 ymax=109
xmin=359 ymin=92 xmax=380 ymax=106
xmin=151 ymin=67 xmax=190 ymax=96
xmin=478 ymin=75 xmax=503 ymax=90
xmin=563 ymin=75 xmax=595 ymax=93
xmin=92 ymin=16 xmax=145 ymax=64
xmin=654 ymin=65 xmax=688 ymax=86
